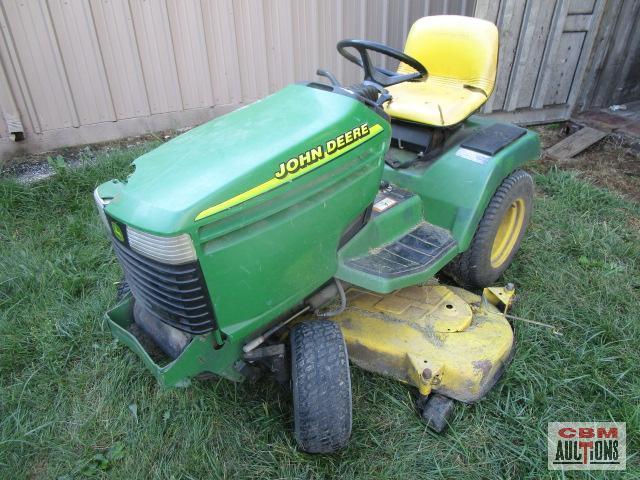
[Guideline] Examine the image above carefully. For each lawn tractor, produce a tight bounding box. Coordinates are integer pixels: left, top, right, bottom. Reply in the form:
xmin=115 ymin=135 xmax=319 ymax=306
xmin=95 ymin=15 xmax=539 ymax=453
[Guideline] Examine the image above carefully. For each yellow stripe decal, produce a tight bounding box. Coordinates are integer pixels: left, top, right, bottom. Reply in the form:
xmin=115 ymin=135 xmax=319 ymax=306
xmin=195 ymin=123 xmax=383 ymax=221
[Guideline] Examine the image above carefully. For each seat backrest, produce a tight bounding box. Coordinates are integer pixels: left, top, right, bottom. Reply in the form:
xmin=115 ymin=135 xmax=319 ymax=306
xmin=399 ymin=15 xmax=498 ymax=96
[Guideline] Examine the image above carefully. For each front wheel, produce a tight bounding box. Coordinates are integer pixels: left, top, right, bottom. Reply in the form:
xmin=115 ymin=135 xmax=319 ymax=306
xmin=446 ymin=169 xmax=534 ymax=288
xmin=290 ymin=320 xmax=352 ymax=453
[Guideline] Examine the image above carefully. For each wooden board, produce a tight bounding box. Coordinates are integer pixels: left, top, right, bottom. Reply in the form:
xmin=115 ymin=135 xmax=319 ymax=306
xmin=543 ymin=31 xmax=586 ymax=106
xmin=546 ymin=126 xmax=607 ymax=160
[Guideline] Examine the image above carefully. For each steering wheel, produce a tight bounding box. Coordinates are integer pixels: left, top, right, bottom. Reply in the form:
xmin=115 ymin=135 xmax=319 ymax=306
xmin=337 ymin=39 xmax=427 ymax=87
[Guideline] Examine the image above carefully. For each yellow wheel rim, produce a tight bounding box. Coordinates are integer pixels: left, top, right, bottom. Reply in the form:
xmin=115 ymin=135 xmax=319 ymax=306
xmin=490 ymin=198 xmax=526 ymax=268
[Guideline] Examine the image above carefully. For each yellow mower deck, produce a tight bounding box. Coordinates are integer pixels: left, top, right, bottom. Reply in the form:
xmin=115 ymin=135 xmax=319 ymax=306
xmin=331 ymin=284 xmax=515 ymax=402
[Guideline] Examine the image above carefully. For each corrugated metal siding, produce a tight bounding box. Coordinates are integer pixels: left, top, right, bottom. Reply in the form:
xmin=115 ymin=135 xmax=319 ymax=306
xmin=2 ymin=0 xmax=79 ymax=132
xmin=200 ymin=0 xmax=241 ymax=105
xmin=129 ymin=0 xmax=183 ymax=114
xmin=90 ymin=0 xmax=150 ymax=119
xmin=0 ymin=0 xmax=475 ymax=157
xmin=0 ymin=0 xmax=635 ymax=156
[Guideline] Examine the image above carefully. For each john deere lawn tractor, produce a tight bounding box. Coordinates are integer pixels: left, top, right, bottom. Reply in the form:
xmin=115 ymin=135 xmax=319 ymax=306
xmin=95 ymin=16 xmax=539 ymax=453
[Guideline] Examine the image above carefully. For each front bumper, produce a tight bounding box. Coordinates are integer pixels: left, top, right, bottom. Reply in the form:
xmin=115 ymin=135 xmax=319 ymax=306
xmin=106 ymin=295 xmax=244 ymax=386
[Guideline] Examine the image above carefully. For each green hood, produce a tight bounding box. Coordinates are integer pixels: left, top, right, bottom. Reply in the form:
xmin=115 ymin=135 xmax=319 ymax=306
xmin=103 ymin=84 xmax=385 ymax=234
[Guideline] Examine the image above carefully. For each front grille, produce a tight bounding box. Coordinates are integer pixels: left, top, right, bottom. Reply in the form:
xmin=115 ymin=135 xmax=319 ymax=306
xmin=112 ymin=238 xmax=216 ymax=335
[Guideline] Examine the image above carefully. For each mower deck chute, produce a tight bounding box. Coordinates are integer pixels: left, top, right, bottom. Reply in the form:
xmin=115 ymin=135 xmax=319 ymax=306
xmin=331 ymin=284 xmax=515 ymax=402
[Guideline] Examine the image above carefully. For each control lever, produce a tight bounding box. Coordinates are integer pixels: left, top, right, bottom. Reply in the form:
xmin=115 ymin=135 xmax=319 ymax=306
xmin=361 ymin=80 xmax=392 ymax=107
xmin=316 ymin=69 xmax=342 ymax=87
xmin=376 ymin=92 xmax=392 ymax=107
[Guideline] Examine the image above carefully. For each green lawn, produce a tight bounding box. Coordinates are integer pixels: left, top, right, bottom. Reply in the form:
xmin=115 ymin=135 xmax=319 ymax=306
xmin=1 ymin=146 xmax=638 ymax=479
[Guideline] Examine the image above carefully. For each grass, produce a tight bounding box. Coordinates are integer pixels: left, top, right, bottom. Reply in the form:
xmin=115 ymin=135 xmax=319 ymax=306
xmin=1 ymin=145 xmax=639 ymax=479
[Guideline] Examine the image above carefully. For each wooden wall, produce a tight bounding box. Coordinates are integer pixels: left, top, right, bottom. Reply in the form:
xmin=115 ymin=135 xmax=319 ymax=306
xmin=476 ymin=0 xmax=608 ymax=124
xmin=575 ymin=0 xmax=640 ymax=111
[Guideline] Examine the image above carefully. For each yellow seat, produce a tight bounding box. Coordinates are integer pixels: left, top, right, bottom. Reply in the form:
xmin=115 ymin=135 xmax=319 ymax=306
xmin=385 ymin=15 xmax=498 ymax=127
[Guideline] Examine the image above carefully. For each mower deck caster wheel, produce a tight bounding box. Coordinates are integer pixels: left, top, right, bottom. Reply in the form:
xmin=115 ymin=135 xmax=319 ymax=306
xmin=419 ymin=393 xmax=455 ymax=432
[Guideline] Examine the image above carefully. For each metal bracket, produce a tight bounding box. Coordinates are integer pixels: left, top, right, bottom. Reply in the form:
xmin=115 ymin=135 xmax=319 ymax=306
xmin=482 ymin=283 xmax=516 ymax=314
xmin=243 ymin=344 xmax=289 ymax=385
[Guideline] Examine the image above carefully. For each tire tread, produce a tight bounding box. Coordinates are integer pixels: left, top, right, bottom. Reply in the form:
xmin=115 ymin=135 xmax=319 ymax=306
xmin=290 ymin=320 xmax=352 ymax=453
xmin=445 ymin=169 xmax=534 ymax=288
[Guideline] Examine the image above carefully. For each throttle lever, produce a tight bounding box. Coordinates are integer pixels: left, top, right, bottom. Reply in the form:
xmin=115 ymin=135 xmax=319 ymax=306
xmin=376 ymin=92 xmax=392 ymax=107
xmin=316 ymin=69 xmax=342 ymax=87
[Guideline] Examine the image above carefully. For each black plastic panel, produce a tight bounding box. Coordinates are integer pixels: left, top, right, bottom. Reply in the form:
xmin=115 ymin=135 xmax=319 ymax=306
xmin=390 ymin=120 xmax=433 ymax=152
xmin=345 ymin=223 xmax=456 ymax=278
xmin=339 ymin=204 xmax=373 ymax=248
xmin=112 ymin=239 xmax=217 ymax=335
xmin=460 ymin=123 xmax=527 ymax=156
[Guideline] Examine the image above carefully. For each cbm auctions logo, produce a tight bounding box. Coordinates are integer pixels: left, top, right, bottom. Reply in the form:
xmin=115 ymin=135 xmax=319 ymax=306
xmin=548 ymin=422 xmax=626 ymax=470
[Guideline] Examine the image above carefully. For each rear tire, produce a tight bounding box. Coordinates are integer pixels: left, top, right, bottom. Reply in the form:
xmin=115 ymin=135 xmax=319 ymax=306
xmin=446 ymin=169 xmax=534 ymax=288
xmin=290 ymin=320 xmax=352 ymax=453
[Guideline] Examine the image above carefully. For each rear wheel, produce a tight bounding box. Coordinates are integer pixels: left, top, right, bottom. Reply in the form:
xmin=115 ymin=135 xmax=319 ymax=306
xmin=290 ymin=320 xmax=352 ymax=453
xmin=446 ymin=169 xmax=534 ymax=288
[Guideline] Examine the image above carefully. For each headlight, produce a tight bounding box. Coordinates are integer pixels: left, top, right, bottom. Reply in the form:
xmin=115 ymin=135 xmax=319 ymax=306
xmin=127 ymin=228 xmax=197 ymax=265
xmin=93 ymin=187 xmax=111 ymax=230
xmin=94 ymin=187 xmax=197 ymax=265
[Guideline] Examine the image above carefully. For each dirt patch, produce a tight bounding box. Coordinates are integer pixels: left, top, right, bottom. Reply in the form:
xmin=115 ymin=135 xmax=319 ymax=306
xmin=532 ymin=124 xmax=640 ymax=202
xmin=28 ymin=457 xmax=48 ymax=480
xmin=3 ymin=122 xmax=639 ymax=202
xmin=530 ymin=123 xmax=567 ymax=149
xmin=0 ymin=129 xmax=184 ymax=182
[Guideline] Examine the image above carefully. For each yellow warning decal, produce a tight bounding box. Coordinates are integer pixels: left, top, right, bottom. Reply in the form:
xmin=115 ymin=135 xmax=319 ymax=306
xmin=195 ymin=123 xmax=383 ymax=221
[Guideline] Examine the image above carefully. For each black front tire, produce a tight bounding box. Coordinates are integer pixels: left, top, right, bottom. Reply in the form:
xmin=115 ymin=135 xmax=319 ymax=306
xmin=290 ymin=320 xmax=352 ymax=453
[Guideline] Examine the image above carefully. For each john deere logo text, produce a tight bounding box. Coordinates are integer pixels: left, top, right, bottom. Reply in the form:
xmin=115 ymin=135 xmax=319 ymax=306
xmin=194 ymin=123 xmax=382 ymax=221
xmin=548 ymin=422 xmax=626 ymax=470
xmin=111 ymin=221 xmax=125 ymax=242
xmin=275 ymin=123 xmax=371 ymax=180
